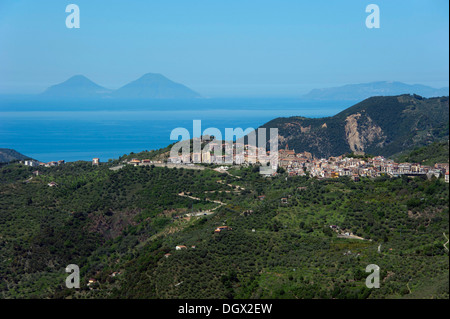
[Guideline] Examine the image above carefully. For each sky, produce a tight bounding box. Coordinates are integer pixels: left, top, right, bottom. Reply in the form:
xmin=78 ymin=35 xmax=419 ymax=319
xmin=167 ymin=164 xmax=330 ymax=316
xmin=0 ymin=0 xmax=448 ymax=97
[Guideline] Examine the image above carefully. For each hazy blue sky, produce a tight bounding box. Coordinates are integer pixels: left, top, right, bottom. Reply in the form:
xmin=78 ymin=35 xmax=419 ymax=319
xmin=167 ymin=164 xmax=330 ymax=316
xmin=0 ymin=0 xmax=448 ymax=96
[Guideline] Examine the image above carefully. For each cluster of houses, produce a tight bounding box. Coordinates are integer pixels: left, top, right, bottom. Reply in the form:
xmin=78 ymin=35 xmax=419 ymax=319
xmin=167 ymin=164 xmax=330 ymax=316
xmin=24 ymin=159 xmax=65 ymax=168
xmin=22 ymin=144 xmax=449 ymax=184
xmin=126 ymin=158 xmax=163 ymax=166
xmin=280 ymin=151 xmax=449 ymax=182
xmin=164 ymin=142 xmax=450 ymax=182
xmin=24 ymin=158 xmax=101 ymax=167
xmin=274 ymin=145 xmax=449 ymax=182
xmin=24 ymin=158 xmax=102 ymax=167
xmin=167 ymin=140 xmax=276 ymax=165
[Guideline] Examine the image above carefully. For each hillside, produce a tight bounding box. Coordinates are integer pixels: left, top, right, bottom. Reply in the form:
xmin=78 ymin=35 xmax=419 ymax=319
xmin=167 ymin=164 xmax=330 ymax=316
xmin=0 ymin=159 xmax=448 ymax=299
xmin=302 ymin=81 xmax=449 ymax=101
xmin=259 ymin=94 xmax=449 ymax=158
xmin=0 ymin=148 xmax=31 ymax=163
xmin=396 ymin=141 xmax=449 ymax=166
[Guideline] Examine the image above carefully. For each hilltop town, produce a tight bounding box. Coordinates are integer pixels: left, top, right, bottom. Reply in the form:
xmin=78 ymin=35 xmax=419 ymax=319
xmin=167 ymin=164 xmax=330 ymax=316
xmin=123 ymin=140 xmax=450 ymax=183
xmin=21 ymin=139 xmax=450 ymax=185
xmin=274 ymin=145 xmax=449 ymax=182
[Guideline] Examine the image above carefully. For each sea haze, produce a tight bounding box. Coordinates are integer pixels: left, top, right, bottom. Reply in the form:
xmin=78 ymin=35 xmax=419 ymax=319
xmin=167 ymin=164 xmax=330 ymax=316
xmin=0 ymin=97 xmax=354 ymax=162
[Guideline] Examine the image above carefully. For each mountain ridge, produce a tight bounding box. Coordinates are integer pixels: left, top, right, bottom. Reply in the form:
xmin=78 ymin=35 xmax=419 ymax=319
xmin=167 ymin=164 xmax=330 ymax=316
xmin=302 ymin=81 xmax=449 ymax=101
xmin=0 ymin=148 xmax=32 ymax=163
xmin=41 ymin=75 xmax=111 ymax=98
xmin=40 ymin=73 xmax=201 ymax=99
xmin=112 ymin=73 xmax=201 ymax=99
xmin=259 ymin=94 xmax=449 ymax=159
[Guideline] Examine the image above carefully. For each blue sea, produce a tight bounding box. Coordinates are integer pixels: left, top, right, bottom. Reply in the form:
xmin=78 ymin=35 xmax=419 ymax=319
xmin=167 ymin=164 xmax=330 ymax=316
xmin=0 ymin=97 xmax=355 ymax=163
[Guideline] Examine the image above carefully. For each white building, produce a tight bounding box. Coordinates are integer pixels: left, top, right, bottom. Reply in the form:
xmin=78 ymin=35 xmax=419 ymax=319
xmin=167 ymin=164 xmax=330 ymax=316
xmin=24 ymin=160 xmax=39 ymax=167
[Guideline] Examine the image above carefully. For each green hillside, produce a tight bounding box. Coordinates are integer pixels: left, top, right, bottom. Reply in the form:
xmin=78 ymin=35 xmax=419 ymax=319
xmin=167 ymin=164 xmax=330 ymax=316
xmin=396 ymin=141 xmax=449 ymax=166
xmin=0 ymin=158 xmax=448 ymax=299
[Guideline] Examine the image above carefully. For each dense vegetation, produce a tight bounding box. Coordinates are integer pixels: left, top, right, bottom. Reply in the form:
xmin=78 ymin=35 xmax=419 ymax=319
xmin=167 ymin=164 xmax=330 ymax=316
xmin=0 ymin=151 xmax=448 ymax=299
xmin=396 ymin=141 xmax=449 ymax=166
